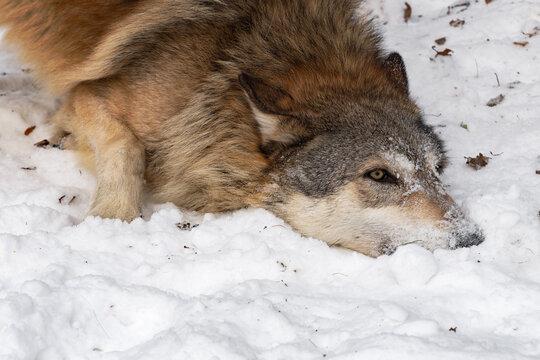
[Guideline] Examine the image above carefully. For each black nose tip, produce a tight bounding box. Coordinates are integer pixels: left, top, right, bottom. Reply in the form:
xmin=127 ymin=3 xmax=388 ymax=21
xmin=452 ymin=228 xmax=485 ymax=249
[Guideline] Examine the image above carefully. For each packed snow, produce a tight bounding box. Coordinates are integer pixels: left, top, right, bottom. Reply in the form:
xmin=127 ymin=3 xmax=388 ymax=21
xmin=1 ymin=1 xmax=540 ymax=359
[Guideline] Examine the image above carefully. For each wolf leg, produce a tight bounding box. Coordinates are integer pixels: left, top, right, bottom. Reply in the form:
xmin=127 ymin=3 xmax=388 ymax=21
xmin=54 ymin=84 xmax=145 ymax=221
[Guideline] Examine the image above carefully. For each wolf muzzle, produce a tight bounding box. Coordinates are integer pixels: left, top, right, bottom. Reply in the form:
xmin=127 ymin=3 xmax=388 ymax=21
xmin=451 ymin=227 xmax=485 ymax=249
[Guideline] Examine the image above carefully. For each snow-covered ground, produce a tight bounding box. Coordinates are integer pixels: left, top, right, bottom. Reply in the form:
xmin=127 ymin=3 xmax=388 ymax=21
xmin=1 ymin=1 xmax=540 ymax=359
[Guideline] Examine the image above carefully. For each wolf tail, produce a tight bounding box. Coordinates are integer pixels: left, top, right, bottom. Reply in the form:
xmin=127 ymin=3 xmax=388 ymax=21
xmin=0 ymin=0 xmax=227 ymax=94
xmin=0 ymin=0 xmax=141 ymax=93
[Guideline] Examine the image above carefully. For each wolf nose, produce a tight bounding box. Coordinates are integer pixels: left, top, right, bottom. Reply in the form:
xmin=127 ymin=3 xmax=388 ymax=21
xmin=451 ymin=228 xmax=485 ymax=249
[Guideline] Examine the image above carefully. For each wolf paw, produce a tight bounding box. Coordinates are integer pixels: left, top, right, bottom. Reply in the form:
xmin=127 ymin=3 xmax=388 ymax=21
xmin=89 ymin=201 xmax=141 ymax=222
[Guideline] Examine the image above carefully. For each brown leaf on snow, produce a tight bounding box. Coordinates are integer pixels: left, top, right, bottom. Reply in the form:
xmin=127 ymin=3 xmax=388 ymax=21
xmin=465 ymin=153 xmax=490 ymax=170
xmin=486 ymin=94 xmax=504 ymax=107
xmin=513 ymin=41 xmax=529 ymax=47
xmin=432 ymin=46 xmax=454 ymax=57
xmin=34 ymin=139 xmax=50 ymax=148
xmin=449 ymin=19 xmax=465 ymax=28
xmin=485 ymin=0 xmax=493 ymax=4
xmin=404 ymin=2 xmax=412 ymax=23
xmin=24 ymin=125 xmax=36 ymax=136
xmin=435 ymin=37 xmax=447 ymax=45
xmin=536 ymin=170 xmax=540 ymax=175
xmin=522 ymin=27 xmax=540 ymax=38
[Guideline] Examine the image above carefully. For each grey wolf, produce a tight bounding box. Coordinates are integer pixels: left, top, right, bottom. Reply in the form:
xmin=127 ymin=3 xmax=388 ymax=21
xmin=0 ymin=0 xmax=484 ymax=256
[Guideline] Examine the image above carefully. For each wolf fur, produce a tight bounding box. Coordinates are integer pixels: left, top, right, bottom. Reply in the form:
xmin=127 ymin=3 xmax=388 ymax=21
xmin=0 ymin=0 xmax=484 ymax=256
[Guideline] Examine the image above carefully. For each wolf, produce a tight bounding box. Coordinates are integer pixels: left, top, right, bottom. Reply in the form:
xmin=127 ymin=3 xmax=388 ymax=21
xmin=0 ymin=0 xmax=484 ymax=256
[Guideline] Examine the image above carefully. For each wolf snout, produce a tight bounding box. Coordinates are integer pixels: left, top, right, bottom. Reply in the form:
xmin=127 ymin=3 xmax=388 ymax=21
xmin=450 ymin=227 xmax=485 ymax=249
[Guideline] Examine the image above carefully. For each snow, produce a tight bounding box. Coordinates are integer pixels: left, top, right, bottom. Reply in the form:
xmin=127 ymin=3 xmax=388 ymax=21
xmin=1 ymin=1 xmax=540 ymax=359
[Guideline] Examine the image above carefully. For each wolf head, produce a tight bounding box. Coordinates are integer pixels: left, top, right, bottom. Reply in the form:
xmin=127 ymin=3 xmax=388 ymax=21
xmin=241 ymin=53 xmax=484 ymax=257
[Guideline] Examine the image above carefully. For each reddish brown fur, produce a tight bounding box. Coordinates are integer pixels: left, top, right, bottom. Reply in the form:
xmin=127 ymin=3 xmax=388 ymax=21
xmin=0 ymin=0 xmax=136 ymax=92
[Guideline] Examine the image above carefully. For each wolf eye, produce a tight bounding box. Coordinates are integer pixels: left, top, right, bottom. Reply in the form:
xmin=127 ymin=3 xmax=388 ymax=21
xmin=366 ymin=169 xmax=398 ymax=184
xmin=368 ymin=169 xmax=387 ymax=181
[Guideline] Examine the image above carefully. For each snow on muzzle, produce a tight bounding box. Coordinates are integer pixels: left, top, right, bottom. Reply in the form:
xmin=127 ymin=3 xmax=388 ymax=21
xmin=445 ymin=208 xmax=485 ymax=249
xmin=379 ymin=186 xmax=485 ymax=255
xmin=415 ymin=189 xmax=485 ymax=251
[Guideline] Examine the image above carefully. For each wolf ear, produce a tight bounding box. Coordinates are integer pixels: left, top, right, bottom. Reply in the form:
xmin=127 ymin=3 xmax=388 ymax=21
xmin=238 ymin=73 xmax=296 ymax=115
xmin=384 ymin=52 xmax=409 ymax=94
xmin=239 ymin=73 xmax=303 ymax=145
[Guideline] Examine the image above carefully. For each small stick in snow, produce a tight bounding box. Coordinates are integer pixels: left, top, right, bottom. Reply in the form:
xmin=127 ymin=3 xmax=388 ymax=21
xmin=59 ymin=195 xmax=77 ymax=204
xmin=494 ymin=73 xmax=500 ymax=87
xmin=447 ymin=2 xmax=470 ymax=15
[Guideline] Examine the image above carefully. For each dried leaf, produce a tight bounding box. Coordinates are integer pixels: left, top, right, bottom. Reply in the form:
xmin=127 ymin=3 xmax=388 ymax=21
xmin=435 ymin=37 xmax=447 ymax=45
xmin=432 ymin=46 xmax=454 ymax=57
xmin=21 ymin=166 xmax=36 ymax=171
xmin=486 ymin=94 xmax=504 ymax=107
xmin=404 ymin=2 xmax=412 ymax=23
xmin=449 ymin=327 xmax=458 ymax=332
xmin=465 ymin=153 xmax=490 ymax=170
xmin=522 ymin=27 xmax=540 ymax=38
xmin=508 ymin=81 xmax=521 ymax=89
xmin=176 ymin=221 xmax=199 ymax=231
xmin=24 ymin=126 xmax=36 ymax=136
xmin=449 ymin=19 xmax=465 ymax=27
xmin=513 ymin=41 xmax=528 ymax=47
xmin=485 ymin=0 xmax=493 ymax=4
xmin=460 ymin=122 xmax=468 ymax=130
xmin=34 ymin=139 xmax=50 ymax=148
xmin=536 ymin=170 xmax=540 ymax=175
